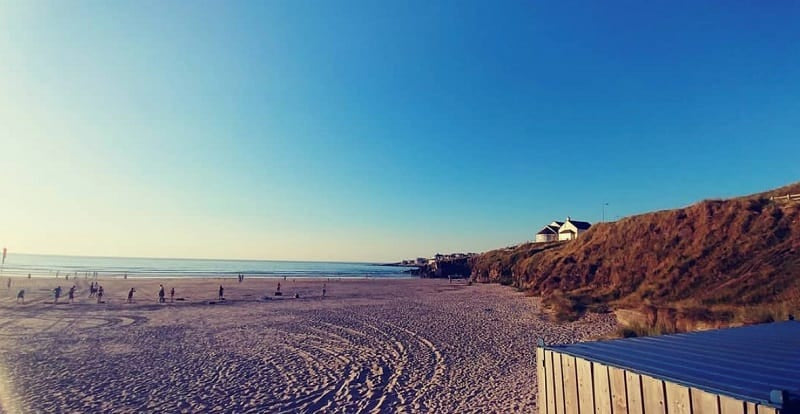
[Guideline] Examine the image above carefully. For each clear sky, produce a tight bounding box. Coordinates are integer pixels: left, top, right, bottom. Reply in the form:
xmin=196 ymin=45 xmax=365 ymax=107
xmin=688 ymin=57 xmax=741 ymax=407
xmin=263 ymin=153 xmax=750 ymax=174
xmin=1 ymin=1 xmax=799 ymax=262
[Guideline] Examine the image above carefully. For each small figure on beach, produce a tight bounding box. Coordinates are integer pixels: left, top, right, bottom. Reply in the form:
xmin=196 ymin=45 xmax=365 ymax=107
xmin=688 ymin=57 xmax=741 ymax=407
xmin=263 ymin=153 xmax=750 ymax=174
xmin=89 ymin=282 xmax=96 ymax=297
xmin=97 ymin=286 xmax=104 ymax=303
xmin=127 ymin=288 xmax=136 ymax=303
xmin=7 ymin=278 xmax=10 ymax=290
xmin=277 ymin=282 xmax=281 ymax=292
xmin=28 ymin=273 xmax=31 ymax=279
xmin=17 ymin=289 xmax=24 ymax=303
xmin=322 ymin=284 xmax=326 ymax=297
xmin=53 ymin=286 xmax=62 ymax=304
xmin=218 ymin=285 xmax=224 ymax=300
xmin=170 ymin=287 xmax=175 ymax=302
xmin=158 ymin=285 xmax=165 ymax=303
xmin=69 ymin=285 xmax=76 ymax=303
xmin=66 ymin=274 xmax=69 ymax=281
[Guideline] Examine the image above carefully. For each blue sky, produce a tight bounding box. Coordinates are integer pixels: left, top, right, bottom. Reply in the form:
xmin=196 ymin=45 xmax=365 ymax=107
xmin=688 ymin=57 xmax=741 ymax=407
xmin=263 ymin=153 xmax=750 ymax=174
xmin=1 ymin=1 xmax=799 ymax=261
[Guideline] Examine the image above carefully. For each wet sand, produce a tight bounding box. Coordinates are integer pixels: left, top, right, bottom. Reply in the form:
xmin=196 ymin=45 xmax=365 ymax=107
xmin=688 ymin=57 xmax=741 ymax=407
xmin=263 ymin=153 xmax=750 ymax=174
xmin=0 ymin=276 xmax=616 ymax=413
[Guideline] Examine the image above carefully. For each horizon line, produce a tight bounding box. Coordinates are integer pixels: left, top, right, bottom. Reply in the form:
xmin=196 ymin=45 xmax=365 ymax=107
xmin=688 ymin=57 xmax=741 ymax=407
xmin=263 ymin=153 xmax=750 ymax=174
xmin=5 ymin=251 xmax=401 ymax=266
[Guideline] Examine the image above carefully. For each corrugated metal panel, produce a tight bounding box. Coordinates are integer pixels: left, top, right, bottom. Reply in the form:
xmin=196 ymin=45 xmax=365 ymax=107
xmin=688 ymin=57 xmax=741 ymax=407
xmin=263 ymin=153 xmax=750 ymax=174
xmin=543 ymin=321 xmax=800 ymax=410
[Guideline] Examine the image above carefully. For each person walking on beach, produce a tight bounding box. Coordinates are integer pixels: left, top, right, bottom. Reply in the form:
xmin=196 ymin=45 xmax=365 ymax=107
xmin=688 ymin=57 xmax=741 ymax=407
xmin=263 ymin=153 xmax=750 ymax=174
xmin=6 ymin=278 xmax=10 ymax=290
xmin=53 ymin=286 xmax=62 ymax=304
xmin=68 ymin=285 xmax=76 ymax=303
xmin=158 ymin=285 xmax=165 ymax=303
xmin=170 ymin=287 xmax=175 ymax=302
xmin=89 ymin=282 xmax=96 ymax=298
xmin=17 ymin=289 xmax=25 ymax=303
xmin=218 ymin=285 xmax=224 ymax=301
xmin=97 ymin=285 xmax=104 ymax=304
xmin=322 ymin=284 xmax=326 ymax=298
xmin=127 ymin=288 xmax=136 ymax=303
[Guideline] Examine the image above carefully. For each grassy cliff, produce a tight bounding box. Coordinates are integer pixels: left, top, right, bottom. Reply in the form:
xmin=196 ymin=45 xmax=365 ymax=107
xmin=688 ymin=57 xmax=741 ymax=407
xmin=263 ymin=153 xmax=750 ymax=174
xmin=470 ymin=182 xmax=800 ymax=332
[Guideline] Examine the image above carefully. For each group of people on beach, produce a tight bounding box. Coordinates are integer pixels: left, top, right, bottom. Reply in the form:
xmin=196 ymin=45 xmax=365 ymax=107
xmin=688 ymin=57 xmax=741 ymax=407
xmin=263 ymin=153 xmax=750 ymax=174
xmin=156 ymin=284 xmax=177 ymax=303
xmin=88 ymin=282 xmax=104 ymax=303
xmin=50 ymin=285 xmax=78 ymax=304
xmin=11 ymin=275 xmax=331 ymax=305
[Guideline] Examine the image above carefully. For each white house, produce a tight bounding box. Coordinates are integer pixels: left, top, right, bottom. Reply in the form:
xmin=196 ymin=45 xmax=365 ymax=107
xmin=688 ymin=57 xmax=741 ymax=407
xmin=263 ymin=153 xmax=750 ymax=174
xmin=534 ymin=221 xmax=563 ymax=243
xmin=557 ymin=217 xmax=592 ymax=241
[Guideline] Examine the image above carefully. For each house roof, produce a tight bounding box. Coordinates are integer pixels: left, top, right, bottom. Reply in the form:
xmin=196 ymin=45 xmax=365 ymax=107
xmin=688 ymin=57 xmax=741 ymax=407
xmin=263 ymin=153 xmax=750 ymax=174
xmin=536 ymin=225 xmax=559 ymax=235
xmin=543 ymin=321 xmax=800 ymax=409
xmin=566 ymin=219 xmax=591 ymax=230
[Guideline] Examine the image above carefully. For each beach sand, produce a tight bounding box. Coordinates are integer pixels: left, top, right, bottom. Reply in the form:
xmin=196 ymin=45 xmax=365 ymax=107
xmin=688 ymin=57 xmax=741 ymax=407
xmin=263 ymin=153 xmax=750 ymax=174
xmin=0 ymin=276 xmax=616 ymax=413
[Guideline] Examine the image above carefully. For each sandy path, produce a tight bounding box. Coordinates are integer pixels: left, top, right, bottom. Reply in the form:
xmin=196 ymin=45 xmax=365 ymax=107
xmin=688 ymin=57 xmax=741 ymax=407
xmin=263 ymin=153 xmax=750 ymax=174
xmin=0 ymin=276 xmax=616 ymax=413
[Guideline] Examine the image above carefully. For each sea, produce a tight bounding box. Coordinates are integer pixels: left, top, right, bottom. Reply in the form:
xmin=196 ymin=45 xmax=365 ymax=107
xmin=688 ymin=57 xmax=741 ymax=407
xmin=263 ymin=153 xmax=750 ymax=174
xmin=0 ymin=253 xmax=415 ymax=279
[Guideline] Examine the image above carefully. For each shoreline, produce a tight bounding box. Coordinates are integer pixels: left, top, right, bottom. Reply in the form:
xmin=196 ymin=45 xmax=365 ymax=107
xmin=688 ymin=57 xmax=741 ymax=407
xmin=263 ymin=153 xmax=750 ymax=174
xmin=0 ymin=272 xmax=417 ymax=280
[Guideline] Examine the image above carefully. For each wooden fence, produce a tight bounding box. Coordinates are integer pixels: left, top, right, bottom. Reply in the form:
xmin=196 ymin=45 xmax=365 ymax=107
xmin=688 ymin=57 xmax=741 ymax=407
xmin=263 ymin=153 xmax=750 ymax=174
xmin=537 ymin=348 xmax=779 ymax=414
xmin=770 ymin=194 xmax=800 ymax=202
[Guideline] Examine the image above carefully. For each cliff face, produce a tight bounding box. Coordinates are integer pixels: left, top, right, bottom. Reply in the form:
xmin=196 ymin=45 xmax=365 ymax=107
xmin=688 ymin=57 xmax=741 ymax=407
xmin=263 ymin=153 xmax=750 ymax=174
xmin=414 ymin=258 xmax=471 ymax=278
xmin=471 ymin=182 xmax=800 ymax=329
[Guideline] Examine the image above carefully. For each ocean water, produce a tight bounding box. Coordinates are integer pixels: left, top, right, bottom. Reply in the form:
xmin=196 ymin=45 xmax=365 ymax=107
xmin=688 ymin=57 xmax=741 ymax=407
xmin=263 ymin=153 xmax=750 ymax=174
xmin=0 ymin=253 xmax=414 ymax=279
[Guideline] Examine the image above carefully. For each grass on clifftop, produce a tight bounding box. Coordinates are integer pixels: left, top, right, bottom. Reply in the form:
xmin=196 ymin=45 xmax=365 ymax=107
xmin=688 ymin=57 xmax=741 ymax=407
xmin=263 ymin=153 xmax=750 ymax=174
xmin=470 ymin=181 xmax=800 ymax=334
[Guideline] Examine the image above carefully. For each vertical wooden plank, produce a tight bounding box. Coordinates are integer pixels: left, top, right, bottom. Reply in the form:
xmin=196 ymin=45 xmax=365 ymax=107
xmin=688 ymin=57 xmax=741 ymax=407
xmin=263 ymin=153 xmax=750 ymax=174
xmin=608 ymin=367 xmax=628 ymax=414
xmin=756 ymin=406 xmax=777 ymax=414
xmin=746 ymin=402 xmax=757 ymax=414
xmin=553 ymin=353 xmax=565 ymax=414
xmin=577 ymin=357 xmax=595 ymax=414
xmin=719 ymin=395 xmax=745 ymax=414
xmin=546 ymin=351 xmax=557 ymax=414
xmin=593 ymin=363 xmax=612 ymax=414
xmin=690 ymin=388 xmax=719 ymax=414
xmin=641 ymin=375 xmax=667 ymax=414
xmin=665 ymin=382 xmax=691 ymax=414
xmin=537 ymin=347 xmax=547 ymax=414
xmin=625 ymin=371 xmax=644 ymax=414
xmin=562 ymin=355 xmax=580 ymax=414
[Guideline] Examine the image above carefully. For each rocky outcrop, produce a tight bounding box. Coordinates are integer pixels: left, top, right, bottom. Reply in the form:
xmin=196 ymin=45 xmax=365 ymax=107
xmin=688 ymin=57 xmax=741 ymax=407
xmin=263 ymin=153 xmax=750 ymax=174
xmin=412 ymin=258 xmax=472 ymax=279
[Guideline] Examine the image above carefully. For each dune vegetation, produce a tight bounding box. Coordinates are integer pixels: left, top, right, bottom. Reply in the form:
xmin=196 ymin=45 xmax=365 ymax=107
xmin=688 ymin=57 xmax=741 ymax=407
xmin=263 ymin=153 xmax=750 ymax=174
xmin=470 ymin=182 xmax=800 ymax=334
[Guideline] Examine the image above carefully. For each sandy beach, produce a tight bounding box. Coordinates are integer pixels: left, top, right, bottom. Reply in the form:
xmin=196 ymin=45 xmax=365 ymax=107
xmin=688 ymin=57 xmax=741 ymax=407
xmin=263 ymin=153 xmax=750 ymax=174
xmin=0 ymin=276 xmax=616 ymax=413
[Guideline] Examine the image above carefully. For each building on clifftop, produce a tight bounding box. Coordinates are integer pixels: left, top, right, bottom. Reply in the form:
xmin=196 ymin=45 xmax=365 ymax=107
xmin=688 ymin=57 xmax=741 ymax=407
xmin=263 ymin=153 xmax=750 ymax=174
xmin=557 ymin=217 xmax=591 ymax=241
xmin=535 ymin=221 xmax=564 ymax=243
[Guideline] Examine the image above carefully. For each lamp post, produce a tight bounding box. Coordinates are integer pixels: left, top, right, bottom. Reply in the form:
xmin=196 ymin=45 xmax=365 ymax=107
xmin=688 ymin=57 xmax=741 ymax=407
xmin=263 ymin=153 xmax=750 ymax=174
xmin=602 ymin=203 xmax=609 ymax=223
